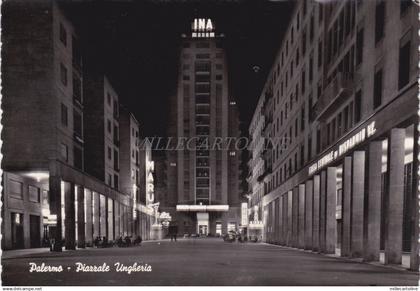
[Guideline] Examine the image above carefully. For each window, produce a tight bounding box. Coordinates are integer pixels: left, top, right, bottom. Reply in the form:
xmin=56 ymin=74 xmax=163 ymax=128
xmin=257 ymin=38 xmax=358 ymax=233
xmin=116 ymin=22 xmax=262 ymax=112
xmin=373 ymin=69 xmax=383 ymax=109
xmin=216 ymin=64 xmax=223 ymax=70
xmin=107 ymin=119 xmax=112 ymax=134
xmin=73 ymin=110 xmax=82 ymax=138
xmin=400 ymin=0 xmax=412 ymax=16
xmin=73 ymin=74 xmax=82 ymax=103
xmin=318 ymin=41 xmax=323 ymax=67
xmin=215 ymin=53 xmax=223 ymax=58
xmin=9 ymin=180 xmax=23 ymax=199
xmin=216 ymin=75 xmax=223 ymax=81
xmin=61 ymin=143 xmax=68 ymax=161
xmin=108 ymin=146 xmax=112 ymax=160
xmin=309 ymin=55 xmax=313 ymax=82
xmin=183 ymin=75 xmax=190 ymax=81
xmin=355 ymin=90 xmax=362 ymax=122
xmin=307 ymin=136 xmax=312 ymax=160
xmin=28 ymin=186 xmax=40 ymax=203
xmin=196 ymin=42 xmax=210 ymax=48
xmin=301 ymin=70 xmax=306 ymax=94
xmin=319 ymin=3 xmax=323 ymax=23
xmin=310 ymin=13 xmax=314 ymax=41
xmin=107 ymin=93 xmax=111 ymax=106
xmin=398 ymin=39 xmax=411 ymax=89
xmin=291 ymin=26 xmax=294 ymax=43
xmin=61 ymin=104 xmax=68 ymax=126
xmin=74 ymin=146 xmax=83 ymax=170
xmin=59 ymin=23 xmax=67 ymax=46
xmin=183 ymin=64 xmax=190 ymax=70
xmin=301 ymin=106 xmax=305 ymax=131
xmin=356 ymin=28 xmax=364 ymax=65
xmin=196 ymin=53 xmax=210 ymax=59
xmin=60 ymin=63 xmax=67 ymax=86
xmin=300 ymin=145 xmax=305 ymax=167
xmin=375 ymin=1 xmax=385 ymax=44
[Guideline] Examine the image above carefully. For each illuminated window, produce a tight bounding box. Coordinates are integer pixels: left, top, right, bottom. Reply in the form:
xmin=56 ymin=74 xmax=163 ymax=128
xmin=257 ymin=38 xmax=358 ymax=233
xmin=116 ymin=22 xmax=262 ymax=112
xmin=59 ymin=23 xmax=67 ymax=46
xmin=61 ymin=143 xmax=68 ymax=161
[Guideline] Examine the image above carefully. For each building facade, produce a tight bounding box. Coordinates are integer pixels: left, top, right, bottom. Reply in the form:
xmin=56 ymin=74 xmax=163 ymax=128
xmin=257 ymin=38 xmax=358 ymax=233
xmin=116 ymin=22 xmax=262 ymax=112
xmin=1 ymin=1 xmax=154 ymax=250
xmin=165 ymin=19 xmax=242 ymax=236
xmin=248 ymin=0 xmax=419 ymax=270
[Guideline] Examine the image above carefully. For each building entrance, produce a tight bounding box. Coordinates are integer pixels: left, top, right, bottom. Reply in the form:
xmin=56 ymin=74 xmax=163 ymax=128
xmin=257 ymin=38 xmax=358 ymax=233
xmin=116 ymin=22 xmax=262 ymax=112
xmin=30 ymin=215 xmax=41 ymax=248
xmin=196 ymin=212 xmax=209 ymax=236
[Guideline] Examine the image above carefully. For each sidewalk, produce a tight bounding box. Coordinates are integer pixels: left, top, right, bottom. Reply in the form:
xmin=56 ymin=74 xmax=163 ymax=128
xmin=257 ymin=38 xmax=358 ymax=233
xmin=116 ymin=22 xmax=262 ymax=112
xmin=262 ymin=242 xmax=417 ymax=273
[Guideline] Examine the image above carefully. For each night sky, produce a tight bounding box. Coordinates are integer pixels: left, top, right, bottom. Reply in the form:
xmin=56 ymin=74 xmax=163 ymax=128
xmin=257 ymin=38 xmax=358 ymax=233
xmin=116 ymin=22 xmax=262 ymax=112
xmin=62 ymin=0 xmax=295 ymax=137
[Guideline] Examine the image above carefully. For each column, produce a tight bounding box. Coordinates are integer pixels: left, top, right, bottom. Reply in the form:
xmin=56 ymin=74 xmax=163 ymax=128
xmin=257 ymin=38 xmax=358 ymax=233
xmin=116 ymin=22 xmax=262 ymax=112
xmin=93 ymin=192 xmax=100 ymax=239
xmin=410 ymin=124 xmax=419 ymax=271
xmin=275 ymin=198 xmax=280 ymax=244
xmin=319 ymin=171 xmax=327 ymax=253
xmin=108 ymin=198 xmax=114 ymax=240
xmin=325 ymin=167 xmax=337 ymax=254
xmin=364 ymin=142 xmax=382 ymax=261
xmin=64 ymin=182 xmax=76 ymax=250
xmin=282 ymin=194 xmax=287 ymax=245
xmin=304 ymin=179 xmax=313 ymax=249
xmin=99 ymin=194 xmax=107 ymax=238
xmin=77 ymin=186 xmax=85 ymax=248
xmin=85 ymin=189 xmax=93 ymax=246
xmin=298 ymin=184 xmax=305 ymax=249
xmin=312 ymin=175 xmax=320 ymax=252
xmin=350 ymin=151 xmax=366 ymax=257
xmin=385 ymin=128 xmax=405 ymax=265
xmin=114 ymin=201 xmax=120 ymax=238
xmin=287 ymin=190 xmax=293 ymax=246
xmin=278 ymin=196 xmax=283 ymax=245
xmin=341 ymin=157 xmax=352 ymax=257
xmin=292 ymin=187 xmax=299 ymax=247
xmin=49 ymin=176 xmax=62 ymax=251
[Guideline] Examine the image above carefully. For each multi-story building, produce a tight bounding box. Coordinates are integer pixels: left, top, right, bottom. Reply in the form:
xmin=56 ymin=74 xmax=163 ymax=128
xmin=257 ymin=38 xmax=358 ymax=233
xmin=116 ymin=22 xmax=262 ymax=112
xmin=83 ymin=74 xmax=121 ymax=191
xmin=165 ymin=18 xmax=242 ymax=236
xmin=248 ymin=0 xmax=419 ymax=270
xmin=1 ymin=1 xmax=153 ymax=250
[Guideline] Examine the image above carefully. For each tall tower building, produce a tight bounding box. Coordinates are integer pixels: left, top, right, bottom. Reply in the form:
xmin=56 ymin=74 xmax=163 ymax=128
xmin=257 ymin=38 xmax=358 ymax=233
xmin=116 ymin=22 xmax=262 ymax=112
xmin=165 ymin=18 xmax=242 ymax=236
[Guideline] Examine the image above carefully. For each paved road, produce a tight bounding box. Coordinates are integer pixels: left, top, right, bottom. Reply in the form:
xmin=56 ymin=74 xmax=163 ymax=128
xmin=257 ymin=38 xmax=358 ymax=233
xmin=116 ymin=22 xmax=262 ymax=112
xmin=2 ymin=238 xmax=418 ymax=286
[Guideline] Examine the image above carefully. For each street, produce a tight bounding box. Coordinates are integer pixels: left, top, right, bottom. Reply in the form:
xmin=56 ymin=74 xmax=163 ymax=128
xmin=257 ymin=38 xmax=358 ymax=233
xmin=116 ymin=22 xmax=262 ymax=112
xmin=2 ymin=238 xmax=418 ymax=286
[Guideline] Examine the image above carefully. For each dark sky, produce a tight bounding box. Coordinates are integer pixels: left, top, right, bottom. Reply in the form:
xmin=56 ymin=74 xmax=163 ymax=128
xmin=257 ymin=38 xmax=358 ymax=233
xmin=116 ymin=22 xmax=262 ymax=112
xmin=62 ymin=0 xmax=295 ymax=137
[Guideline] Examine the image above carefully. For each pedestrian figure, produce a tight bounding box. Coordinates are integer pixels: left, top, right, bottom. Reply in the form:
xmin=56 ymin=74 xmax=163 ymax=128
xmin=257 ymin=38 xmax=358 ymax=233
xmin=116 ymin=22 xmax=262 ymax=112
xmin=168 ymin=224 xmax=178 ymax=242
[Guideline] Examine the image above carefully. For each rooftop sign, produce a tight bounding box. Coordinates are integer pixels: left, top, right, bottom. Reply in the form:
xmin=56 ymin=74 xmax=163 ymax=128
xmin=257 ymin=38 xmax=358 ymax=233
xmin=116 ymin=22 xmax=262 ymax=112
xmin=192 ymin=18 xmax=215 ymax=38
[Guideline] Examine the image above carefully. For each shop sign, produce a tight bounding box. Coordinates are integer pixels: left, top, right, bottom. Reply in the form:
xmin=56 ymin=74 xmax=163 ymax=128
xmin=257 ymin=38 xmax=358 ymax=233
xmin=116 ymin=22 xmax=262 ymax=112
xmin=309 ymin=121 xmax=377 ymax=175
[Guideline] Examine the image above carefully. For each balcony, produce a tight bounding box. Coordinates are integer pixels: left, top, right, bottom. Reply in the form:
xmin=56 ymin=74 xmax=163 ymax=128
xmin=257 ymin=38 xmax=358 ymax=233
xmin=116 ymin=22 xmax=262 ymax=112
xmin=313 ymin=72 xmax=354 ymax=121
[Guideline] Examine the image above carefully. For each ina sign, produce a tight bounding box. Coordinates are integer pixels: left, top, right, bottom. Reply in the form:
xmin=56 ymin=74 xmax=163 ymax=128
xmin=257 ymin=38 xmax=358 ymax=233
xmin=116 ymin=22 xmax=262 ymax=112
xmin=192 ymin=18 xmax=215 ymax=38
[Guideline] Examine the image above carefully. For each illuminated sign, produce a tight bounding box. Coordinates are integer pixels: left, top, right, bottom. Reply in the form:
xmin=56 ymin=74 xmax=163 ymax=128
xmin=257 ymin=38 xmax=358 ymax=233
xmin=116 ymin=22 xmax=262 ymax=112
xmin=146 ymin=156 xmax=155 ymax=205
xmin=241 ymin=202 xmax=248 ymax=226
xmin=176 ymin=205 xmax=229 ymax=212
xmin=192 ymin=18 xmax=215 ymax=38
xmin=309 ymin=121 xmax=377 ymax=175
